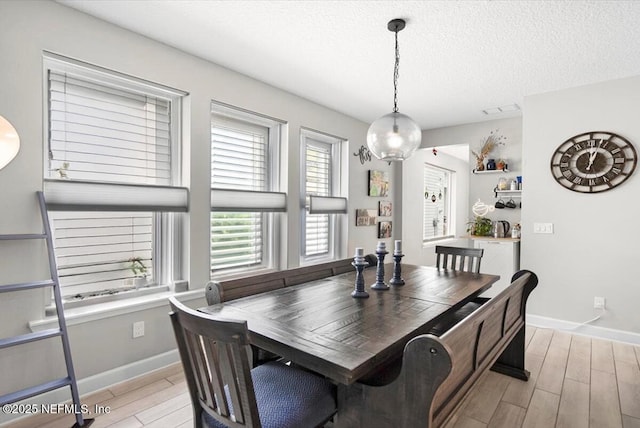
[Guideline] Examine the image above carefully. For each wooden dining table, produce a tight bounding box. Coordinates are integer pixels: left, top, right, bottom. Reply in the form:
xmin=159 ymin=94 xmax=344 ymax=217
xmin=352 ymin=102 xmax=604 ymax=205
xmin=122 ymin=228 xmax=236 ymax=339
xmin=200 ymin=263 xmax=500 ymax=386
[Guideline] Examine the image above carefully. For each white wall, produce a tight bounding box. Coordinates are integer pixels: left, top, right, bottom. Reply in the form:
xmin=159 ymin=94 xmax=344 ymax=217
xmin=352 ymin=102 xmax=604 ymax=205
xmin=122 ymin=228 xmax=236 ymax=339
xmin=522 ymin=75 xmax=640 ymax=334
xmin=0 ymin=1 xmax=394 ymax=417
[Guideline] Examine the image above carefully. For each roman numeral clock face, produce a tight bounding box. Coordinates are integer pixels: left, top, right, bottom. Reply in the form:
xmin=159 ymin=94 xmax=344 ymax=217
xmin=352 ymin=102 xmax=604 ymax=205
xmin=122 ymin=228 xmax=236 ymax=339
xmin=550 ymin=131 xmax=637 ymax=193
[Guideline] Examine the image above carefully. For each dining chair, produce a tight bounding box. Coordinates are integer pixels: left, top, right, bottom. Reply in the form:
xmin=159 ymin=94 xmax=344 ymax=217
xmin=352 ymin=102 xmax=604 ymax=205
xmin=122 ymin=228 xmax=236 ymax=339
xmin=168 ymin=297 xmax=337 ymax=428
xmin=205 ymin=281 xmax=280 ymax=368
xmin=435 ymin=245 xmax=484 ymax=273
xmin=431 ymin=246 xmax=486 ymax=336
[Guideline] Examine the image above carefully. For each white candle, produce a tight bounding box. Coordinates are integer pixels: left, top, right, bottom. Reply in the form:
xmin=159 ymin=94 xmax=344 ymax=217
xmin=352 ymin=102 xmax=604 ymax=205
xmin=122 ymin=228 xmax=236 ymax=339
xmin=394 ymin=240 xmax=402 ymax=254
xmin=355 ymin=247 xmax=364 ymax=257
xmin=377 ymin=241 xmax=386 ymax=251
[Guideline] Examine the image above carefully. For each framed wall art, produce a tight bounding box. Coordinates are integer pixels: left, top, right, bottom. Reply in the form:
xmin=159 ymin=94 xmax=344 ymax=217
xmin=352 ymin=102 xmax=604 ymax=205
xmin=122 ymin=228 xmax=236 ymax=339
xmin=368 ymin=170 xmax=389 ymax=197
xmin=355 ymin=208 xmax=377 ymax=226
xmin=378 ymin=221 xmax=392 ymax=238
xmin=378 ymin=200 xmax=392 ymax=217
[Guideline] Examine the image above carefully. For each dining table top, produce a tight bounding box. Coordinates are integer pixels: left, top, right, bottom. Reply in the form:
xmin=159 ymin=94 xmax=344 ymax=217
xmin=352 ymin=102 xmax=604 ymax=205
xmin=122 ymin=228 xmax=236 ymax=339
xmin=200 ymin=263 xmax=500 ymax=385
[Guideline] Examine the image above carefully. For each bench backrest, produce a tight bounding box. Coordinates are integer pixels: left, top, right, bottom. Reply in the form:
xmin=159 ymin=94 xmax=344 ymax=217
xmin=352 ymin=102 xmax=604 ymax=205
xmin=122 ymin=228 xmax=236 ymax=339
xmin=429 ymin=270 xmax=537 ymax=426
xmin=207 ymin=255 xmax=375 ymax=303
xmin=344 ymin=270 xmax=537 ymax=428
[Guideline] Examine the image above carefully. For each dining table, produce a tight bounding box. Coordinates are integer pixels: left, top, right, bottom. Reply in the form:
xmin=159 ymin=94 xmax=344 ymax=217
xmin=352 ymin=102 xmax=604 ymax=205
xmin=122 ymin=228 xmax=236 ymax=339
xmin=200 ymin=263 xmax=500 ymax=386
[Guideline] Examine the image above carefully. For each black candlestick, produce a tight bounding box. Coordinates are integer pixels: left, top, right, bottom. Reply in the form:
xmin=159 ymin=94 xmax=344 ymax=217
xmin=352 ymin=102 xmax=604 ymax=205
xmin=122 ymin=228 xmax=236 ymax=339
xmin=371 ymin=249 xmax=389 ymax=290
xmin=351 ymin=260 xmax=369 ymax=298
xmin=389 ymin=253 xmax=405 ymax=286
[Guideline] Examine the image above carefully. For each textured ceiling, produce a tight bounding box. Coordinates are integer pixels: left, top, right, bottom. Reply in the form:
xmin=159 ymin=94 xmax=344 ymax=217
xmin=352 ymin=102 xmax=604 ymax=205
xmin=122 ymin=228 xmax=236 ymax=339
xmin=57 ymin=0 xmax=640 ymax=130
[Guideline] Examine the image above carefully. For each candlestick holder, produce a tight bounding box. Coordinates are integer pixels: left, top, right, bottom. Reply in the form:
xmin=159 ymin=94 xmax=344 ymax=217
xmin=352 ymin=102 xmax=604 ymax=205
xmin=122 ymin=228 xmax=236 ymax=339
xmin=371 ymin=249 xmax=389 ymax=290
xmin=351 ymin=259 xmax=370 ymax=298
xmin=389 ymin=253 xmax=405 ymax=286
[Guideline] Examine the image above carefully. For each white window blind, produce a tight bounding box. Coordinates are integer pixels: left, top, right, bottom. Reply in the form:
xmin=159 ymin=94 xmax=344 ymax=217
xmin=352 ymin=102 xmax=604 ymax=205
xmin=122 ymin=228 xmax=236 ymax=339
xmin=50 ymin=211 xmax=154 ymax=299
xmin=48 ymin=70 xmax=172 ymax=185
xmin=43 ymin=53 xmax=185 ymax=300
xmin=423 ymin=164 xmax=453 ymax=241
xmin=305 ymin=141 xmax=331 ymax=256
xmin=211 ymin=116 xmax=270 ymax=272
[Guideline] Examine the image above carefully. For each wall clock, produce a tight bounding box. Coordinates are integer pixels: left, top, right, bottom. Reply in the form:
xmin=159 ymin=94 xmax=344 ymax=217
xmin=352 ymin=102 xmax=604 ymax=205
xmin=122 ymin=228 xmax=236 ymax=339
xmin=550 ymin=131 xmax=637 ymax=193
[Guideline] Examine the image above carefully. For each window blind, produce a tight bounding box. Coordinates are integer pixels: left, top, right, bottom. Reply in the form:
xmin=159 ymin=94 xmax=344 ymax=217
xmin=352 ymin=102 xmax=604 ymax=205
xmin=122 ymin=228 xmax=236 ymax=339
xmin=305 ymin=141 xmax=331 ymax=256
xmin=423 ymin=165 xmax=451 ymax=240
xmin=48 ymin=70 xmax=172 ymax=185
xmin=211 ymin=117 xmax=270 ymax=271
xmin=50 ymin=211 xmax=154 ymax=298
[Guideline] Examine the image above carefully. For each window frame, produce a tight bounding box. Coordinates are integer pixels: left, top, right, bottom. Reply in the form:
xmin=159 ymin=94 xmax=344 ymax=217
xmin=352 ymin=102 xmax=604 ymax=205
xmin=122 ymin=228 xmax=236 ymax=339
xmin=422 ymin=162 xmax=455 ymax=243
xmin=42 ymin=52 xmax=186 ymax=305
xmin=210 ymin=102 xmax=284 ymax=278
xmin=300 ymin=128 xmax=346 ymax=264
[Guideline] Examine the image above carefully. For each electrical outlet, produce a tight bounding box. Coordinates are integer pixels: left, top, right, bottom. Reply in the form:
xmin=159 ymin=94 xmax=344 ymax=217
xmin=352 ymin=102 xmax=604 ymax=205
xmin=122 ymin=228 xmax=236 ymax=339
xmin=132 ymin=321 xmax=145 ymax=338
xmin=594 ymin=296 xmax=605 ymax=310
xmin=533 ymin=223 xmax=554 ymax=234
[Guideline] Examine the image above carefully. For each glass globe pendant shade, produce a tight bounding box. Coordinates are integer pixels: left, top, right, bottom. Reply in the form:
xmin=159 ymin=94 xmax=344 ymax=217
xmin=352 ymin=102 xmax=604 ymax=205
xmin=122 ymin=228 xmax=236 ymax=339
xmin=0 ymin=115 xmax=20 ymax=170
xmin=366 ymin=111 xmax=422 ymax=161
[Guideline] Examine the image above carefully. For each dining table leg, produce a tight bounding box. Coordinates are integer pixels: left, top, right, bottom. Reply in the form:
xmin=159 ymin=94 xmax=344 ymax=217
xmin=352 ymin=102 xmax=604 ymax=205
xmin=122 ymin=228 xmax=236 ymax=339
xmin=334 ymin=383 xmax=397 ymax=428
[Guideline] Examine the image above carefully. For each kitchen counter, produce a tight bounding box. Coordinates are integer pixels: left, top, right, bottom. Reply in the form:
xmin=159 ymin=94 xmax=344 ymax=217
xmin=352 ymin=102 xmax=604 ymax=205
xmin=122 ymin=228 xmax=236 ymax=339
xmin=463 ymin=235 xmax=521 ymax=242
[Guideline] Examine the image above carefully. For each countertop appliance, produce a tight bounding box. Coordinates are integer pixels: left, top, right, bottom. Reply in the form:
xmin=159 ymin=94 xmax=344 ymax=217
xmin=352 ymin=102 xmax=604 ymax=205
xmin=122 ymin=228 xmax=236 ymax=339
xmin=492 ymin=220 xmax=510 ymax=238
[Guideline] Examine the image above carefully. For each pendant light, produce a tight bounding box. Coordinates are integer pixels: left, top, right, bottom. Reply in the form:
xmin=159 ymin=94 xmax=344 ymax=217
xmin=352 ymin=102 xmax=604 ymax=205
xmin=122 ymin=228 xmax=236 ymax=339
xmin=0 ymin=115 xmax=20 ymax=170
xmin=367 ymin=19 xmax=421 ymax=162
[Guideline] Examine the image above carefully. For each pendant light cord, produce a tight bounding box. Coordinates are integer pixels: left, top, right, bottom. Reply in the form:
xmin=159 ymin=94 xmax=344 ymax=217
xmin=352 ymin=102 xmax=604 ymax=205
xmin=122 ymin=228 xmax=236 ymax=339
xmin=393 ymin=29 xmax=400 ymax=113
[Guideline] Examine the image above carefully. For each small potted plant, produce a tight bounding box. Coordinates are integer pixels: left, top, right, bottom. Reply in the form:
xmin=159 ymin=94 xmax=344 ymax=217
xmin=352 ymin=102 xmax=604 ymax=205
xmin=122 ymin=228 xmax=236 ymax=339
xmin=467 ymin=216 xmax=493 ymax=236
xmin=128 ymin=257 xmax=148 ymax=288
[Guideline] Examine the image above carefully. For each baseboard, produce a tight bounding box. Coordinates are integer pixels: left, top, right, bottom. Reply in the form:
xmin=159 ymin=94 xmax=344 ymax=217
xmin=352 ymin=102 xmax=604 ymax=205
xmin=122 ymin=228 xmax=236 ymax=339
xmin=527 ymin=314 xmax=640 ymax=345
xmin=0 ymin=349 xmax=180 ymax=426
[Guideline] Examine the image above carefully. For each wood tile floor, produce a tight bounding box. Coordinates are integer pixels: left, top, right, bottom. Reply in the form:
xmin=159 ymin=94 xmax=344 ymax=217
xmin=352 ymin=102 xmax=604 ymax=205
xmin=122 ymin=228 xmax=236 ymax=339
xmin=5 ymin=326 xmax=640 ymax=428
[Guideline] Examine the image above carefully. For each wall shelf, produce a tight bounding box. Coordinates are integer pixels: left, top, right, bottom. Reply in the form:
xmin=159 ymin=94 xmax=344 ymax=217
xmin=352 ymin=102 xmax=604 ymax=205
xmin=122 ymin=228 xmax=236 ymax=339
xmin=472 ymin=168 xmax=509 ymax=174
xmin=494 ymin=189 xmax=522 ymax=198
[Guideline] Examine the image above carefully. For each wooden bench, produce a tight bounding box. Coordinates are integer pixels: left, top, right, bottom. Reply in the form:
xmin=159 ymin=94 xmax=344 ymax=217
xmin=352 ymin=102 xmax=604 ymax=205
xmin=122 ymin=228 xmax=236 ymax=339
xmin=206 ymin=254 xmax=377 ymax=304
xmin=336 ymin=270 xmax=538 ymax=428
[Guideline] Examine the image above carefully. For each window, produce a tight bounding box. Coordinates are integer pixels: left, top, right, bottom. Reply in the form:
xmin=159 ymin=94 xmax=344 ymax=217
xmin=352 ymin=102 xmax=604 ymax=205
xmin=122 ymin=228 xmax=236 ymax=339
xmin=210 ymin=104 xmax=283 ymax=275
xmin=301 ymin=129 xmax=346 ymax=263
xmin=423 ymin=164 xmax=454 ymax=242
xmin=43 ymin=52 xmax=186 ymax=303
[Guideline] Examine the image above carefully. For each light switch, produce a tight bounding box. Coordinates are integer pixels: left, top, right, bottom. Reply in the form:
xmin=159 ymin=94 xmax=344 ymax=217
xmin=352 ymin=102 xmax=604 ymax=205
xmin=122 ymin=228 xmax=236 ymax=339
xmin=533 ymin=223 xmax=553 ymax=234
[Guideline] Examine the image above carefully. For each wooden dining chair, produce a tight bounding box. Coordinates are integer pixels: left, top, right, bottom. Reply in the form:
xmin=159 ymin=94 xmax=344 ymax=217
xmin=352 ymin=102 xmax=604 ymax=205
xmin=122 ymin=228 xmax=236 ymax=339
xmin=435 ymin=245 xmax=484 ymax=273
xmin=168 ymin=297 xmax=337 ymax=428
xmin=431 ymin=245 xmax=486 ymax=335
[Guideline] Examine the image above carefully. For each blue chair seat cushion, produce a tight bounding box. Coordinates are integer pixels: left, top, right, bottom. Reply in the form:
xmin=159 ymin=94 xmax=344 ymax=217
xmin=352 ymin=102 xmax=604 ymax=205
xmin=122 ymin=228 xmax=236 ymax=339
xmin=202 ymin=361 xmax=336 ymax=428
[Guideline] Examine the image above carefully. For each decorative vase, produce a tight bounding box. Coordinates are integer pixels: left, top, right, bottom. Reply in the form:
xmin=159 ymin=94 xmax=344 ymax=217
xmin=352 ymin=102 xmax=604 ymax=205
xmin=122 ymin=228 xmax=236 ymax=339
xmin=475 ymin=159 xmax=485 ymax=171
xmin=487 ymin=159 xmax=496 ymax=170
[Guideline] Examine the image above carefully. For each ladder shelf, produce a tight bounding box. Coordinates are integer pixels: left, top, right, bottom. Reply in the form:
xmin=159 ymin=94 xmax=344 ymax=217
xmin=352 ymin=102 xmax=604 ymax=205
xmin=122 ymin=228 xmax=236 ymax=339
xmin=0 ymin=192 xmax=93 ymax=427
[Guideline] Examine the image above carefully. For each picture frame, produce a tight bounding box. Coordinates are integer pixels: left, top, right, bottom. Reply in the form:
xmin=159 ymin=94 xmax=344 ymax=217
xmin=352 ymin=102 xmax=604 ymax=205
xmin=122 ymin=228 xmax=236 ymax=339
xmin=378 ymin=200 xmax=392 ymax=217
xmin=368 ymin=170 xmax=389 ymax=197
xmin=355 ymin=208 xmax=377 ymax=226
xmin=378 ymin=221 xmax=392 ymax=238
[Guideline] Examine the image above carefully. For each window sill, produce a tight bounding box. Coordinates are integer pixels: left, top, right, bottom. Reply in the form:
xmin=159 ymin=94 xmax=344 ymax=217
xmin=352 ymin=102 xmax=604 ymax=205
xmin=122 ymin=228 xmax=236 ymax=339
xmin=422 ymin=235 xmax=457 ymax=246
xmin=29 ymin=288 xmax=204 ymax=332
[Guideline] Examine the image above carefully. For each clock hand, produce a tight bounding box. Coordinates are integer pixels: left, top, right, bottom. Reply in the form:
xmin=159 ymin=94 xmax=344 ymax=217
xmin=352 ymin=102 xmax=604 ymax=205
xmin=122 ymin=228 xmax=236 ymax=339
xmin=586 ymin=139 xmax=601 ymax=171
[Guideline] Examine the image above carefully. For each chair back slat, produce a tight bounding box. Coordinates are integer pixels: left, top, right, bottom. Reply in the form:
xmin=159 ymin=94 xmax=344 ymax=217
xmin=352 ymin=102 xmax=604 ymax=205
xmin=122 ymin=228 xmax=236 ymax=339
xmin=170 ymin=297 xmax=261 ymax=428
xmin=435 ymin=245 xmax=484 ymax=273
xmin=204 ymin=338 xmax=229 ymax=417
